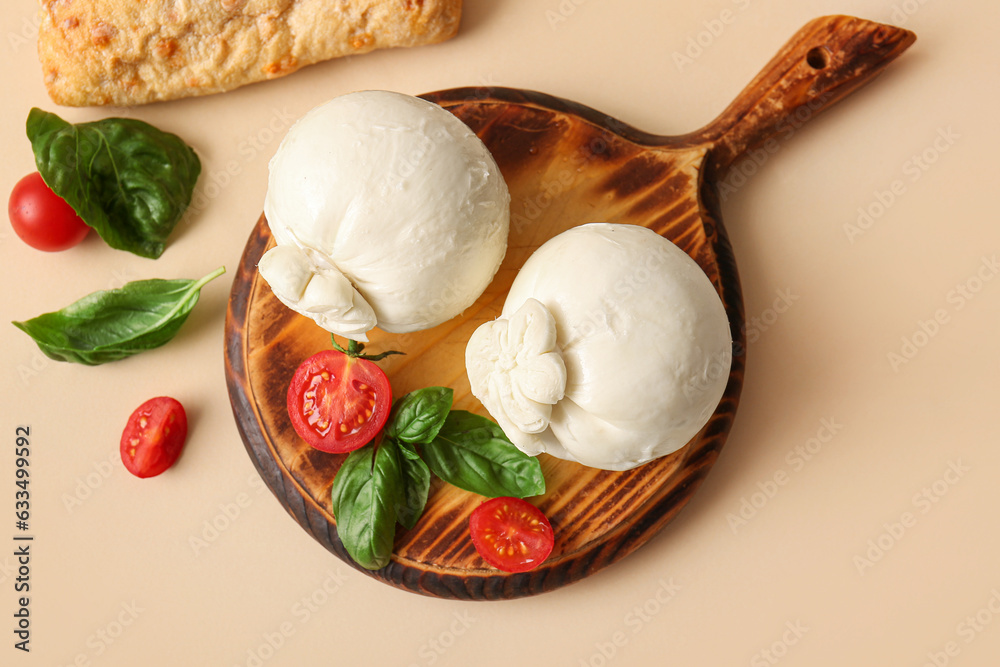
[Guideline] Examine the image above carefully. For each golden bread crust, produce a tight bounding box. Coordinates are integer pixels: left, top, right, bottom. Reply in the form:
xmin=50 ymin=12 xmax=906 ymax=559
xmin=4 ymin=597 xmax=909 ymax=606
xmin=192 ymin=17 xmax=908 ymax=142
xmin=37 ymin=0 xmax=462 ymax=106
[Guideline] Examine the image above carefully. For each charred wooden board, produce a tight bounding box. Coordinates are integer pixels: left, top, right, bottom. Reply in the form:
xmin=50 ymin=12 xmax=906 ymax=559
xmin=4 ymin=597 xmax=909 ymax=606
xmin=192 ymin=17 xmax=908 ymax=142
xmin=225 ymin=15 xmax=914 ymax=599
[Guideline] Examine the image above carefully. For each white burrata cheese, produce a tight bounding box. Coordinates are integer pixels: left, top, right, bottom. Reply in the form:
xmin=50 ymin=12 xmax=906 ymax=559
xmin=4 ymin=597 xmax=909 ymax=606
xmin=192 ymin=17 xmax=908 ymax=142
xmin=258 ymin=90 xmax=510 ymax=340
xmin=466 ymin=223 xmax=732 ymax=471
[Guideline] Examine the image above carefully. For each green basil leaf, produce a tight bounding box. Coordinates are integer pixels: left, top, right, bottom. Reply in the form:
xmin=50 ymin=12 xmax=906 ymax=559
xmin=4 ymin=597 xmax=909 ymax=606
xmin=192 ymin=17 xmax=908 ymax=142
xmin=330 ymin=440 xmax=404 ymax=570
xmin=396 ymin=446 xmax=431 ymax=530
xmin=26 ymin=108 xmax=201 ymax=259
xmin=12 ymin=266 xmax=224 ymax=365
xmin=385 ymin=387 xmax=454 ymax=444
xmin=423 ymin=411 xmax=545 ymax=499
xmin=397 ymin=440 xmax=422 ymax=461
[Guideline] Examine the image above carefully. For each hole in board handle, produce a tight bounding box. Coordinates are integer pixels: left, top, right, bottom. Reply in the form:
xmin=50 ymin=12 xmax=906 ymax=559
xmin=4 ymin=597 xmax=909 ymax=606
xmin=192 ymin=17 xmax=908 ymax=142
xmin=806 ymin=46 xmax=829 ymax=70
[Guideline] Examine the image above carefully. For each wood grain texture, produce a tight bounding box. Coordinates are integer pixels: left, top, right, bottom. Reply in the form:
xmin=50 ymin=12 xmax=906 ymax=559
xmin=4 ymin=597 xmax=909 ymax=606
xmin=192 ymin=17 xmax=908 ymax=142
xmin=224 ymin=15 xmax=914 ymax=599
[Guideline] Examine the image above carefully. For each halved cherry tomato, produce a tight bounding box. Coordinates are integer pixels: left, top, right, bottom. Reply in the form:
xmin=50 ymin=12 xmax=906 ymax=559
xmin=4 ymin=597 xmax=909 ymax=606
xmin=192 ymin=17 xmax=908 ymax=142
xmin=286 ymin=349 xmax=393 ymax=453
xmin=8 ymin=172 xmax=90 ymax=252
xmin=120 ymin=397 xmax=188 ymax=478
xmin=469 ymin=496 xmax=554 ymax=573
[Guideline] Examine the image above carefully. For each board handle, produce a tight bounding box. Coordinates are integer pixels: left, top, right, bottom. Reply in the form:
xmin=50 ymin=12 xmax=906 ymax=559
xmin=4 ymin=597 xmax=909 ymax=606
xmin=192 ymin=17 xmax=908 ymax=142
xmin=696 ymin=15 xmax=915 ymax=179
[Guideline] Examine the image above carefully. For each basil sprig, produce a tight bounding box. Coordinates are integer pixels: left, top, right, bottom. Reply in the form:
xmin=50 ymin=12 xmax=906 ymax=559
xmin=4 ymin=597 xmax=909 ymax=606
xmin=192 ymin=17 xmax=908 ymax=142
xmin=330 ymin=440 xmax=405 ymax=571
xmin=330 ymin=387 xmax=545 ymax=570
xmin=26 ymin=108 xmax=201 ymax=259
xmin=12 ymin=266 xmax=225 ymax=365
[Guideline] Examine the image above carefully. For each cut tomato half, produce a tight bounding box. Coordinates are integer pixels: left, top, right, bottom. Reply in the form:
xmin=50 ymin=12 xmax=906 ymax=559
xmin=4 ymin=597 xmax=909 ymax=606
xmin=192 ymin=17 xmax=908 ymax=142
xmin=286 ymin=349 xmax=392 ymax=453
xmin=120 ymin=397 xmax=188 ymax=478
xmin=469 ymin=496 xmax=554 ymax=573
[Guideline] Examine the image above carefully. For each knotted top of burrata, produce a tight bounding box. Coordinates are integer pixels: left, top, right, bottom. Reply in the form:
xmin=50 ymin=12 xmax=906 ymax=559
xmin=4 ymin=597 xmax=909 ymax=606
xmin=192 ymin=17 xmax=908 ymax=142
xmin=466 ymin=223 xmax=732 ymax=471
xmin=258 ymin=90 xmax=510 ymax=340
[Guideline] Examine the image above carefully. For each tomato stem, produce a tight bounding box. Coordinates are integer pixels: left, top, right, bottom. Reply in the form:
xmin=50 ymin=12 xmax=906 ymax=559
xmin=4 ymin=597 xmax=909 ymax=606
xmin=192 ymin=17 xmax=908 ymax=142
xmin=331 ymin=335 xmax=406 ymax=362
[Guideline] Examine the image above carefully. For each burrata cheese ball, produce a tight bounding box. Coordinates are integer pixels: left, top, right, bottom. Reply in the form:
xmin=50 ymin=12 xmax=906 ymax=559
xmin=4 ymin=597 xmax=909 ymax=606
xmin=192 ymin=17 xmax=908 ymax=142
xmin=259 ymin=90 xmax=510 ymax=340
xmin=466 ymin=223 xmax=732 ymax=471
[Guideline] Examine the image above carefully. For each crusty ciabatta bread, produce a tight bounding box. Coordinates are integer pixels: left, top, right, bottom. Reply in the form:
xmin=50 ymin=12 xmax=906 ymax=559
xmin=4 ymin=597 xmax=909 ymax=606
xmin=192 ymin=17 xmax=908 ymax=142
xmin=37 ymin=0 xmax=462 ymax=106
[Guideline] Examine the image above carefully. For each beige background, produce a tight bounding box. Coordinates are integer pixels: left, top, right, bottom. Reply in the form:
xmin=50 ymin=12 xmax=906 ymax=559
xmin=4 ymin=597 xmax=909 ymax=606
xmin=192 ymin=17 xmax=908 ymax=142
xmin=2 ymin=0 xmax=998 ymax=665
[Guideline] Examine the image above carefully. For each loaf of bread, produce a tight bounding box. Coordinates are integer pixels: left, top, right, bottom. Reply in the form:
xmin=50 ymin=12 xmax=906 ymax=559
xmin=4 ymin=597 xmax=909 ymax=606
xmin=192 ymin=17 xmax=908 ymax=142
xmin=37 ymin=0 xmax=463 ymax=106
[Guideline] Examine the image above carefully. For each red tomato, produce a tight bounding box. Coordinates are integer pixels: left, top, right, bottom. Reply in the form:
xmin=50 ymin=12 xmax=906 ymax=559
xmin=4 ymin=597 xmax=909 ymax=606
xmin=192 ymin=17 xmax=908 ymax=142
xmin=286 ymin=350 xmax=393 ymax=453
xmin=469 ymin=497 xmax=555 ymax=573
xmin=8 ymin=172 xmax=90 ymax=252
xmin=120 ymin=397 xmax=188 ymax=478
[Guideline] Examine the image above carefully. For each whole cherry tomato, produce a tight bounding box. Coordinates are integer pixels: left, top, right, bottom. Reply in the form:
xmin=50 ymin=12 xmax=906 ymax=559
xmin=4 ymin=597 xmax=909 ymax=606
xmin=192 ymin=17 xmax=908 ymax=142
xmin=8 ymin=172 xmax=90 ymax=251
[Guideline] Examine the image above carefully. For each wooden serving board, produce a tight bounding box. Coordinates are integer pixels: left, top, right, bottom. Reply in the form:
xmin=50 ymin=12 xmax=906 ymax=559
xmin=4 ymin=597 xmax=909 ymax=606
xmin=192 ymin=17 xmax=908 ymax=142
xmin=225 ymin=16 xmax=914 ymax=600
